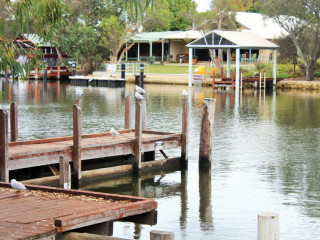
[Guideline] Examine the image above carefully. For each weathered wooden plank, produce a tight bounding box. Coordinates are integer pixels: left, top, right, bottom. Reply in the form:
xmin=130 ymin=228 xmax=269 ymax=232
xmin=60 ymin=156 xmax=71 ymax=189
xmin=0 ymin=110 xmax=9 ymax=182
xmin=124 ymin=96 xmax=132 ymax=129
xmin=10 ymin=102 xmax=18 ymax=142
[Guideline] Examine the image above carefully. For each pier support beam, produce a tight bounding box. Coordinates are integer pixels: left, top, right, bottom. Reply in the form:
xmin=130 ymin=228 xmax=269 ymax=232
xmin=10 ymin=102 xmax=18 ymax=142
xmin=0 ymin=110 xmax=9 ymax=182
xmin=59 ymin=156 xmax=71 ymax=189
xmin=125 ymin=96 xmax=132 ymax=129
xmin=199 ymin=99 xmax=216 ymax=166
xmin=258 ymin=212 xmax=279 ymax=240
xmin=73 ymin=104 xmax=82 ymax=188
xmin=134 ymin=99 xmax=143 ymax=174
xmin=181 ymin=99 xmax=189 ymax=166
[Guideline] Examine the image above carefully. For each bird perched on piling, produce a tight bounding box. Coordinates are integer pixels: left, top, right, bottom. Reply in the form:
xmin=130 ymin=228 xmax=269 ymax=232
xmin=10 ymin=179 xmax=27 ymax=190
xmin=135 ymin=92 xmax=144 ymax=100
xmin=110 ymin=127 xmax=120 ymax=136
xmin=75 ymin=89 xmax=84 ymax=96
xmin=182 ymin=89 xmax=188 ymax=96
xmin=135 ymin=85 xmax=146 ymax=94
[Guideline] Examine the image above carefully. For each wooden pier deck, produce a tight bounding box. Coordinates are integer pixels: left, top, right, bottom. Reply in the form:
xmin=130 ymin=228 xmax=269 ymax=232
xmin=0 ymin=182 xmax=157 ymax=239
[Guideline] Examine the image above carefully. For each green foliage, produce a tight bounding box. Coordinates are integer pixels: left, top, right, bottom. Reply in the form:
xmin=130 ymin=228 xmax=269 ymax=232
xmin=143 ymin=0 xmax=173 ymax=31
xmin=168 ymin=0 xmax=197 ymax=30
xmin=0 ymin=0 xmax=63 ymax=78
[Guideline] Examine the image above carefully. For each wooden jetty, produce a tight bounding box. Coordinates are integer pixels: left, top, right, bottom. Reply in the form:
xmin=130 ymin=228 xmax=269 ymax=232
xmin=69 ymin=76 xmax=126 ymax=87
xmin=0 ymin=97 xmax=188 ymax=186
xmin=0 ymin=182 xmax=157 ymax=239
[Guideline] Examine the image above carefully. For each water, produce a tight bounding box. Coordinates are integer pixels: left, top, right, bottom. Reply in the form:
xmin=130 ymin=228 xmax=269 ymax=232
xmin=1 ymin=79 xmax=320 ymax=239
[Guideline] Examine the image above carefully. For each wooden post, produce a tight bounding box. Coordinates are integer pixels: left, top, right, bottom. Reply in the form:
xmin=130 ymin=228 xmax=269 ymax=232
xmin=10 ymin=102 xmax=18 ymax=142
xmin=73 ymin=104 xmax=82 ymax=188
xmin=35 ymin=67 xmax=38 ymax=80
xmin=134 ymin=98 xmax=143 ymax=174
xmin=199 ymin=98 xmax=216 ymax=166
xmin=142 ymin=98 xmax=147 ymax=130
xmin=181 ymin=99 xmax=188 ymax=165
xmin=75 ymin=98 xmax=82 ymax=110
xmin=0 ymin=110 xmax=9 ymax=182
xmin=212 ymin=71 xmax=215 ymax=88
xmin=259 ymin=72 xmax=262 ymax=89
xmin=258 ymin=212 xmax=279 ymax=240
xmin=57 ymin=65 xmax=61 ymax=80
xmin=125 ymin=96 xmax=132 ymax=129
xmin=150 ymin=230 xmax=175 ymax=240
xmin=231 ymin=71 xmax=235 ymax=88
xmin=59 ymin=156 xmax=71 ymax=189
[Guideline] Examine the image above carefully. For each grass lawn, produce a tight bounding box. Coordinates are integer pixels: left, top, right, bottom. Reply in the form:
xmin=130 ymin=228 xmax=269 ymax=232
xmin=148 ymin=64 xmax=197 ymax=74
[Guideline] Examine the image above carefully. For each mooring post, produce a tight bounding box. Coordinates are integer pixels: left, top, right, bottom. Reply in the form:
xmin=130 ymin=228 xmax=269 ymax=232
xmin=75 ymin=98 xmax=82 ymax=110
xmin=72 ymin=62 xmax=77 ymax=76
xmin=258 ymin=212 xmax=279 ymax=240
xmin=59 ymin=156 xmax=71 ymax=189
xmin=181 ymin=99 xmax=189 ymax=165
xmin=10 ymin=102 xmax=18 ymax=142
xmin=134 ymin=98 xmax=143 ymax=174
xmin=57 ymin=65 xmax=61 ymax=80
xmin=121 ymin=63 xmax=126 ymax=79
xmin=199 ymin=98 xmax=216 ymax=166
xmin=150 ymin=230 xmax=175 ymax=240
xmin=73 ymin=104 xmax=82 ymax=188
xmin=0 ymin=110 xmax=9 ymax=182
xmin=139 ymin=63 xmax=144 ymax=88
xmin=125 ymin=96 xmax=132 ymax=129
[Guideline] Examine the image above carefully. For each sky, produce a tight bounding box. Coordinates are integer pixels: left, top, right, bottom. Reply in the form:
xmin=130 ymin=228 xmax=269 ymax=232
xmin=195 ymin=0 xmax=211 ymax=12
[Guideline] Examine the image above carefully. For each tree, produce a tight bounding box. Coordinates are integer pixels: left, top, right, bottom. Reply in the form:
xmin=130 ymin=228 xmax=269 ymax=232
xmin=260 ymin=0 xmax=320 ymax=81
xmin=0 ymin=0 xmax=63 ymax=78
xmin=168 ymin=0 xmax=197 ymax=30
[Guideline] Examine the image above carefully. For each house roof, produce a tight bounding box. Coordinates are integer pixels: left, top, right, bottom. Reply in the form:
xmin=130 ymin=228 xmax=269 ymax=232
xmin=236 ymin=12 xmax=288 ymax=39
xmin=131 ymin=30 xmax=202 ymax=43
xmin=187 ymin=30 xmax=279 ymax=49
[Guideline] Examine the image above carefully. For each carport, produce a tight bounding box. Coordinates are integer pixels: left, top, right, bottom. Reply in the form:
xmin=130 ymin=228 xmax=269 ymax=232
xmin=186 ymin=30 xmax=279 ymax=89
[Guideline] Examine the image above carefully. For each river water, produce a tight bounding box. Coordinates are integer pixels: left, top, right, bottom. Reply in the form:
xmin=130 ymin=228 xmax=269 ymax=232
xmin=1 ymin=79 xmax=320 ymax=239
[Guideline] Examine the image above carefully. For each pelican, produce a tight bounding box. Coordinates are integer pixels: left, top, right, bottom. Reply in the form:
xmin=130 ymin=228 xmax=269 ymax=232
xmin=110 ymin=127 xmax=120 ymax=136
xmin=135 ymin=92 xmax=144 ymax=100
xmin=10 ymin=179 xmax=27 ymax=190
xmin=135 ymin=85 xmax=146 ymax=94
xmin=182 ymin=89 xmax=188 ymax=96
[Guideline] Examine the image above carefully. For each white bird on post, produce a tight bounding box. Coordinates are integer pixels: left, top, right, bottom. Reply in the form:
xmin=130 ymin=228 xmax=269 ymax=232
xmin=135 ymin=92 xmax=144 ymax=100
xmin=76 ymin=89 xmax=84 ymax=96
xmin=110 ymin=127 xmax=120 ymax=136
xmin=182 ymin=89 xmax=188 ymax=96
xmin=135 ymin=85 xmax=146 ymax=94
xmin=10 ymin=179 xmax=27 ymax=190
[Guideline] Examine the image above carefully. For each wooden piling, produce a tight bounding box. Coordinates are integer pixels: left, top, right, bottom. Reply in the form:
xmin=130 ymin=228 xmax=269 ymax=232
xmin=125 ymin=96 xmax=132 ymax=129
xmin=181 ymin=99 xmax=188 ymax=165
xmin=0 ymin=110 xmax=9 ymax=182
xmin=258 ymin=212 xmax=279 ymax=240
xmin=134 ymin=99 xmax=143 ymax=173
xmin=57 ymin=65 xmax=61 ymax=80
xmin=59 ymin=156 xmax=71 ymax=189
xmin=73 ymin=104 xmax=82 ymax=187
xmin=10 ymin=102 xmax=18 ymax=142
xmin=199 ymin=98 xmax=216 ymax=166
xmin=150 ymin=230 xmax=175 ymax=240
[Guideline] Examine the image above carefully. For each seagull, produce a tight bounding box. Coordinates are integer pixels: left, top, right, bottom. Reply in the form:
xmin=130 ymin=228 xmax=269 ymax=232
xmin=75 ymin=89 xmax=84 ymax=96
xmin=110 ymin=127 xmax=120 ymax=136
xmin=135 ymin=92 xmax=144 ymax=100
xmin=182 ymin=89 xmax=188 ymax=96
xmin=135 ymin=85 xmax=146 ymax=94
xmin=10 ymin=179 xmax=27 ymax=190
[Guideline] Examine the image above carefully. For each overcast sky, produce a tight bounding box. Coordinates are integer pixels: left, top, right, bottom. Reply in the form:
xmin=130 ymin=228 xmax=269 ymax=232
xmin=195 ymin=0 xmax=211 ymax=12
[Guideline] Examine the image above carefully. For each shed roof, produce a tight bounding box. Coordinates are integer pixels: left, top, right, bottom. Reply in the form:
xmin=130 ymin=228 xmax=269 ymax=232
xmin=23 ymin=34 xmax=52 ymax=47
xmin=131 ymin=31 xmax=182 ymax=43
xmin=187 ymin=30 xmax=279 ymax=49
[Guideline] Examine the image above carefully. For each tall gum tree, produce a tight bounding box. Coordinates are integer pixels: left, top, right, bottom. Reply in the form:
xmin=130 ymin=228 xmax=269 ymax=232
xmin=261 ymin=0 xmax=320 ymax=81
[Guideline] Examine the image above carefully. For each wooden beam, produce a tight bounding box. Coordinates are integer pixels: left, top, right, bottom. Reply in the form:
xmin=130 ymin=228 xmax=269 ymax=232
xmin=199 ymin=99 xmax=216 ymax=166
xmin=124 ymin=96 xmax=132 ymax=129
xmin=134 ymin=99 xmax=143 ymax=174
xmin=49 ymin=165 xmax=60 ymax=176
xmin=60 ymin=156 xmax=71 ymax=189
xmin=181 ymin=99 xmax=188 ymax=165
xmin=150 ymin=230 xmax=174 ymax=240
xmin=0 ymin=110 xmax=9 ymax=182
xmin=120 ymin=210 xmax=157 ymax=225
xmin=10 ymin=102 xmax=18 ymax=142
xmin=73 ymin=104 xmax=82 ymax=188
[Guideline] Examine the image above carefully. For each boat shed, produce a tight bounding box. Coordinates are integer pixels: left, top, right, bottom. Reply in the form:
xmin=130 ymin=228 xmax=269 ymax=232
xmin=186 ymin=30 xmax=279 ymax=89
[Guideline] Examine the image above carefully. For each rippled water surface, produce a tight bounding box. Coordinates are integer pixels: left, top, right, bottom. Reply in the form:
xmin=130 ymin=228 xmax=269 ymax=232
xmin=1 ymin=79 xmax=320 ymax=239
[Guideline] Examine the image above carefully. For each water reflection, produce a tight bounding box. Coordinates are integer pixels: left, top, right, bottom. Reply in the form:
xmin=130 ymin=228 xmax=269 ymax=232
xmin=2 ymin=79 xmax=320 ymax=239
